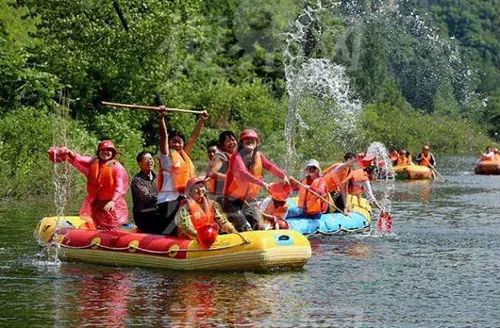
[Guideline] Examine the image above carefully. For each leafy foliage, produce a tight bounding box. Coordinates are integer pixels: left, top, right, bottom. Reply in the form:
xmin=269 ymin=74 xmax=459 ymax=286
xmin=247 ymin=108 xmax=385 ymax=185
xmin=0 ymin=0 xmax=498 ymax=197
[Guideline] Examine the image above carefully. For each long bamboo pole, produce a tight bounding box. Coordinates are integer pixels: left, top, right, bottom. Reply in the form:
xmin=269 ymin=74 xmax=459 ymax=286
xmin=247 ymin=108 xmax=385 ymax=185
xmin=101 ymin=101 xmax=207 ymax=115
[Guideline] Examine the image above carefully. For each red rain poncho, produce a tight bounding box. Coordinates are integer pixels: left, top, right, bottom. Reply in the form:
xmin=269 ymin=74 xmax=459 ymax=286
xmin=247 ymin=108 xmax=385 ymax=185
xmin=68 ymin=153 xmax=129 ymax=230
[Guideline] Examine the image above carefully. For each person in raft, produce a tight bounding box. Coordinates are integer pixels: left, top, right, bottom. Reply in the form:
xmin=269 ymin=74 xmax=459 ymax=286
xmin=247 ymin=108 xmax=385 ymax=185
xmin=157 ymin=107 xmax=208 ymax=235
xmin=131 ymin=151 xmax=166 ymax=234
xmin=175 ymin=177 xmax=237 ymax=239
xmin=258 ymin=182 xmax=292 ymax=230
xmin=389 ymin=148 xmax=399 ymax=166
xmin=51 ymin=140 xmax=129 ymax=230
xmin=287 ymin=159 xmax=329 ymax=220
xmin=322 ymin=153 xmax=357 ymax=213
xmin=415 ymin=145 xmax=436 ymax=168
xmin=206 ymin=131 xmax=238 ymax=198
xmin=343 ymin=154 xmax=384 ymax=212
xmin=396 ymin=149 xmax=411 ymax=166
xmin=220 ymin=129 xmax=289 ymax=231
xmin=480 ymin=146 xmax=495 ymax=161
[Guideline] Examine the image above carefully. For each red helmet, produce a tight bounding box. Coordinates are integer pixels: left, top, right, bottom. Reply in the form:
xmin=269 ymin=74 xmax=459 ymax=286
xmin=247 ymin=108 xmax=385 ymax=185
xmin=185 ymin=176 xmax=207 ymax=194
xmin=357 ymin=153 xmax=375 ymax=168
xmin=239 ymin=129 xmax=259 ymax=142
xmin=97 ymin=140 xmax=117 ymax=153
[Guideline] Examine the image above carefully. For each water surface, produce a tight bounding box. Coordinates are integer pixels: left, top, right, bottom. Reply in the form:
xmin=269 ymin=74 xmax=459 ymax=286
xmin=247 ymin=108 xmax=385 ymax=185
xmin=1 ymin=156 xmax=499 ymax=327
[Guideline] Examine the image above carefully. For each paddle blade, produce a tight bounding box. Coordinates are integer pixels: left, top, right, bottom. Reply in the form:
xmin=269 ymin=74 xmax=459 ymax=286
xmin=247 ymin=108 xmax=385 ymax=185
xmin=376 ymin=211 xmax=393 ymax=233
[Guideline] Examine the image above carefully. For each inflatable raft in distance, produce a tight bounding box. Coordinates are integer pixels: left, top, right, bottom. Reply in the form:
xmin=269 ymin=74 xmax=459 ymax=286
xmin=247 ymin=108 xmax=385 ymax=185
xmin=474 ymin=160 xmax=500 ymax=175
xmin=35 ymin=216 xmax=311 ymax=271
xmin=392 ymin=164 xmax=433 ymax=180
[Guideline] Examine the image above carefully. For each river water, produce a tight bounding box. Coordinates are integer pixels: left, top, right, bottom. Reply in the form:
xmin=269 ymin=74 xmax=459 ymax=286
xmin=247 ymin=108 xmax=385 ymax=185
xmin=0 ymin=156 xmax=499 ymax=327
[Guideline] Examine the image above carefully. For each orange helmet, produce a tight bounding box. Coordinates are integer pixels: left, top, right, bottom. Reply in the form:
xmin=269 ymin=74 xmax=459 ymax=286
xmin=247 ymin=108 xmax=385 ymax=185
xmin=239 ymin=129 xmax=259 ymax=142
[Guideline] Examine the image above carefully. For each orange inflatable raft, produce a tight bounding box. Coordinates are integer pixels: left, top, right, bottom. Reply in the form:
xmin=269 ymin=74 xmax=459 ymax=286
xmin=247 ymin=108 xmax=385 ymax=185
xmin=474 ymin=160 xmax=500 ymax=175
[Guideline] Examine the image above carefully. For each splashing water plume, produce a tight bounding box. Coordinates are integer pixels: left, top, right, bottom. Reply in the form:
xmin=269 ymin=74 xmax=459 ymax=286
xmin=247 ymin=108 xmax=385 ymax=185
xmin=47 ymin=94 xmax=73 ymax=263
xmin=366 ymin=141 xmax=395 ymax=234
xmin=283 ymin=0 xmax=474 ymax=170
xmin=284 ymin=1 xmax=362 ymax=169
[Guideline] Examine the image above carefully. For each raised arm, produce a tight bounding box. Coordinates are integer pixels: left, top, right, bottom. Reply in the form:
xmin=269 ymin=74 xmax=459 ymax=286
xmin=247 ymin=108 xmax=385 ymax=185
xmin=185 ymin=112 xmax=208 ymax=155
xmin=66 ymin=151 xmax=93 ymax=177
xmin=159 ymin=109 xmax=169 ymax=156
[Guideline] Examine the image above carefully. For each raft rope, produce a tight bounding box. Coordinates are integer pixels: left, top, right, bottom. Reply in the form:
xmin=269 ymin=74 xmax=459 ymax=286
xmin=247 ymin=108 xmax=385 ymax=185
xmin=49 ymin=231 xmax=251 ymax=255
xmin=317 ymin=224 xmax=371 ymax=235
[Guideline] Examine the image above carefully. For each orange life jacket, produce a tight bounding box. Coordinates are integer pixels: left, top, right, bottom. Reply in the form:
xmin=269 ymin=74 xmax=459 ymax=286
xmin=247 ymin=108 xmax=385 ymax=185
xmin=298 ymin=177 xmax=328 ymax=215
xmin=224 ymin=152 xmax=263 ymax=200
xmin=495 ymin=154 xmax=500 ymax=161
xmin=157 ymin=149 xmax=195 ymax=193
xmin=88 ymin=158 xmax=116 ymax=201
xmin=346 ymin=169 xmax=369 ymax=196
xmin=262 ymin=199 xmax=289 ymax=220
xmin=419 ymin=152 xmax=433 ymax=167
xmin=323 ymin=163 xmax=350 ymax=192
xmin=186 ymin=198 xmax=215 ymax=231
xmin=396 ymin=156 xmax=409 ymax=166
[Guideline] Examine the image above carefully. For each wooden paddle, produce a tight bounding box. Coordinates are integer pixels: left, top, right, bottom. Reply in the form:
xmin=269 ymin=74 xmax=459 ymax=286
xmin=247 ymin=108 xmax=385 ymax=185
xmin=101 ymin=101 xmax=207 ymax=115
xmin=429 ymin=164 xmax=446 ymax=182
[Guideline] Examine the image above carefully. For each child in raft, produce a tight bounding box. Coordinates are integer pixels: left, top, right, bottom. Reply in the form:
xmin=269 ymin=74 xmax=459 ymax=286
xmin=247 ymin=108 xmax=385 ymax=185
xmin=342 ymin=153 xmax=384 ymax=212
xmin=322 ymin=153 xmax=358 ymax=213
xmin=286 ymin=159 xmax=329 ymax=220
xmin=157 ymin=107 xmax=208 ymax=235
xmin=258 ymin=182 xmax=291 ymax=230
xmin=175 ymin=177 xmax=237 ymax=239
xmin=220 ymin=129 xmax=289 ymax=231
xmin=48 ymin=140 xmax=129 ymax=230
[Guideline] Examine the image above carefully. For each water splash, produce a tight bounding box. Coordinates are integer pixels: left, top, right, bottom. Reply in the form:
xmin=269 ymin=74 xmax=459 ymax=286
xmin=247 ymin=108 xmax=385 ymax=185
xmin=47 ymin=94 xmax=73 ymax=263
xmin=366 ymin=142 xmax=394 ymax=212
xmin=283 ymin=1 xmax=362 ymax=168
xmin=283 ymin=0 xmax=474 ymax=169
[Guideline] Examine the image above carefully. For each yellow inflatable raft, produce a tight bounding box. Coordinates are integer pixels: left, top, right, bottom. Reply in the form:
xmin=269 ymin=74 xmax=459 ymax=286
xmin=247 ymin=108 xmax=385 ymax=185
xmin=34 ymin=216 xmax=311 ymax=271
xmin=393 ymin=164 xmax=433 ymax=180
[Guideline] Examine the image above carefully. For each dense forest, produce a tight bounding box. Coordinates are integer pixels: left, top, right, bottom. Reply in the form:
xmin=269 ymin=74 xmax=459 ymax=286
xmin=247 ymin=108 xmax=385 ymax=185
xmin=0 ymin=0 xmax=498 ymax=197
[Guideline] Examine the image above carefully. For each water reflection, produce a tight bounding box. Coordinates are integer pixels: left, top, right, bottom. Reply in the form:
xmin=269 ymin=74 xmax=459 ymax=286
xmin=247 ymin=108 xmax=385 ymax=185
xmin=52 ymin=265 xmax=288 ymax=327
xmin=390 ymin=179 xmax=433 ymax=204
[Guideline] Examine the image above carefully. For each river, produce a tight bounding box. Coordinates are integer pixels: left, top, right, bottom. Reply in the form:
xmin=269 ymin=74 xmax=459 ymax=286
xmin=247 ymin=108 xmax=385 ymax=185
xmin=0 ymin=156 xmax=499 ymax=327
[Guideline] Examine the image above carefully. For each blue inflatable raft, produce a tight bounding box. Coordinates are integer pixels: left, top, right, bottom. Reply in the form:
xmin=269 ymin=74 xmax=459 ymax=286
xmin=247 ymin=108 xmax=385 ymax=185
xmin=286 ymin=195 xmax=372 ymax=235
